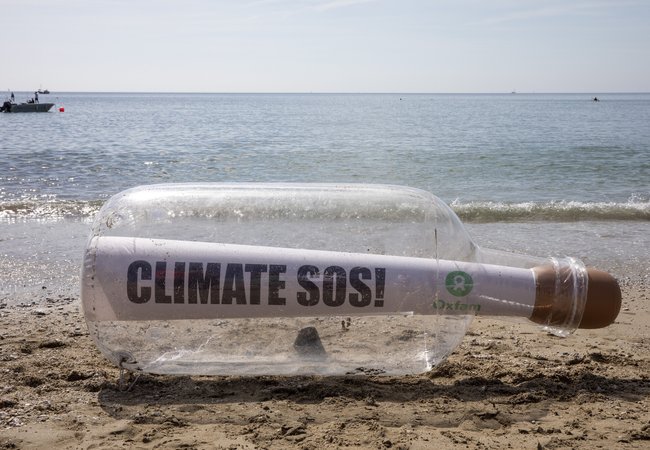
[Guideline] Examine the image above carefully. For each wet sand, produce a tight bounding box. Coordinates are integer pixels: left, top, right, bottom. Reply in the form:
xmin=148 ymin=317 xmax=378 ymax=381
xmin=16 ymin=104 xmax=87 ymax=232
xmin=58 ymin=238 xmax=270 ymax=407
xmin=1 ymin=282 xmax=648 ymax=449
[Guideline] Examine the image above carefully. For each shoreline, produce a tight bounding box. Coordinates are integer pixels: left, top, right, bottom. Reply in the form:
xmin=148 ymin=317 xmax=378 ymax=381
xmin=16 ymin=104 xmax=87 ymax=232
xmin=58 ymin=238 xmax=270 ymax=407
xmin=1 ymin=282 xmax=648 ymax=449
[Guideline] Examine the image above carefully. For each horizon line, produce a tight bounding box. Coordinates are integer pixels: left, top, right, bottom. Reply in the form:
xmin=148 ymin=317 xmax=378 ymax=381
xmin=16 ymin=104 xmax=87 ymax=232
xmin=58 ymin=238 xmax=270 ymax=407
xmin=4 ymin=90 xmax=649 ymax=95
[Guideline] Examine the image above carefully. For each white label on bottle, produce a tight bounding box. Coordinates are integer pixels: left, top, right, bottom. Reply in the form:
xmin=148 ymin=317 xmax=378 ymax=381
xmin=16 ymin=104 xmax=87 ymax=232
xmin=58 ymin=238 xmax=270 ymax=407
xmin=82 ymin=236 xmax=537 ymax=322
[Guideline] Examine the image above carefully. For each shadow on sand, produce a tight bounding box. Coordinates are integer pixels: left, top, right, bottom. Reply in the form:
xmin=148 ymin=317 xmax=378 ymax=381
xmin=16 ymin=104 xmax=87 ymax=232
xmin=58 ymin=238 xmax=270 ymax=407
xmin=96 ymin=358 xmax=649 ymax=428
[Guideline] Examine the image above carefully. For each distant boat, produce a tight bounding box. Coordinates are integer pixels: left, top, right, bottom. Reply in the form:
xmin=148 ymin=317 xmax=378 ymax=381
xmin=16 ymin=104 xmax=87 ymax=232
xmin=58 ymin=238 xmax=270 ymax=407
xmin=37 ymin=89 xmax=50 ymax=94
xmin=1 ymin=101 xmax=54 ymax=113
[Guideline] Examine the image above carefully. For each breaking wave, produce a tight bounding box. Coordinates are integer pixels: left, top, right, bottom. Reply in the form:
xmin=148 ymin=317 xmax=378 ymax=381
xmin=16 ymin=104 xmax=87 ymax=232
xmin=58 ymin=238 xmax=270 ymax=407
xmin=2 ymin=197 xmax=649 ymax=223
xmin=451 ymin=198 xmax=650 ymax=222
xmin=0 ymin=200 xmax=103 ymax=222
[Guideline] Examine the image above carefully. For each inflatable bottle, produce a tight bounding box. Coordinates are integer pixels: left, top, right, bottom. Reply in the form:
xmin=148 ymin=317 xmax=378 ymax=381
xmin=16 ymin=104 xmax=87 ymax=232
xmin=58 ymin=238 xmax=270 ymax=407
xmin=81 ymin=183 xmax=621 ymax=375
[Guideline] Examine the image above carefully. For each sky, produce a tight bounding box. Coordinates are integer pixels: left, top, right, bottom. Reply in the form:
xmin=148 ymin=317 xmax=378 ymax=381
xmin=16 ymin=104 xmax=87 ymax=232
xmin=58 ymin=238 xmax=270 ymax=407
xmin=3 ymin=0 xmax=650 ymax=93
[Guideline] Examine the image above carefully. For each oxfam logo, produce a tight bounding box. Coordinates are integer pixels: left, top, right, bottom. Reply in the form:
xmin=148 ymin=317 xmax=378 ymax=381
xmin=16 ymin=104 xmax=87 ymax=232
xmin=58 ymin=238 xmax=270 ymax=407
xmin=445 ymin=271 xmax=473 ymax=297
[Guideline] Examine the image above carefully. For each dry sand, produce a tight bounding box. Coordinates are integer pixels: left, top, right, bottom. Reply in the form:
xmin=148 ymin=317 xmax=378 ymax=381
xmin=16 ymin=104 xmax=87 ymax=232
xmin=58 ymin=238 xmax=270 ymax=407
xmin=1 ymin=281 xmax=648 ymax=449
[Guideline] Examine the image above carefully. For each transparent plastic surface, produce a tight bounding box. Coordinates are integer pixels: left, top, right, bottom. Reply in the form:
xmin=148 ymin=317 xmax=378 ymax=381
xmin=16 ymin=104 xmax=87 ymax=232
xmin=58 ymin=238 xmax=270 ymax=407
xmin=528 ymin=256 xmax=588 ymax=337
xmin=81 ymin=183 xmax=588 ymax=375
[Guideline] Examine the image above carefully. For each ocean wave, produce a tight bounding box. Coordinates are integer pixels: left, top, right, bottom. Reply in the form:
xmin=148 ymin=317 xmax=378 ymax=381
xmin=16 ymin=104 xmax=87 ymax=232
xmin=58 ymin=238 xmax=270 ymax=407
xmin=0 ymin=200 xmax=103 ymax=221
xmin=451 ymin=199 xmax=650 ymax=222
xmin=2 ymin=198 xmax=649 ymax=223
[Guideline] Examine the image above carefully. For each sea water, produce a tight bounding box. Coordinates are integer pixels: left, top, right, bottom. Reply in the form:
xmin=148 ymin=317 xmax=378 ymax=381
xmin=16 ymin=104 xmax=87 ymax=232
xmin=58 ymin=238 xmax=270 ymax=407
xmin=1 ymin=93 xmax=649 ymax=305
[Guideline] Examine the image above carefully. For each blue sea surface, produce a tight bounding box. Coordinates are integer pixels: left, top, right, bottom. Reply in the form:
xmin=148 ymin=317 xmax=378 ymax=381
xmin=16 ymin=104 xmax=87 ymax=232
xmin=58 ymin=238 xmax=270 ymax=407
xmin=1 ymin=92 xmax=649 ymax=303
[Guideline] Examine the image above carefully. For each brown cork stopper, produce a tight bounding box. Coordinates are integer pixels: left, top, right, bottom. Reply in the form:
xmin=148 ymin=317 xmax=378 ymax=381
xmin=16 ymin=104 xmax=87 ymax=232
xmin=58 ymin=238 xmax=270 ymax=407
xmin=531 ymin=266 xmax=621 ymax=329
xmin=580 ymin=268 xmax=622 ymax=328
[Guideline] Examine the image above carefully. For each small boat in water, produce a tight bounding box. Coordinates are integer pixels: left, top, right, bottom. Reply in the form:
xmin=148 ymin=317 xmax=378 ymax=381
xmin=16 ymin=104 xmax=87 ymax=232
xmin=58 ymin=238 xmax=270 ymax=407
xmin=1 ymin=101 xmax=55 ymax=113
xmin=0 ymin=102 xmax=54 ymax=112
xmin=2 ymin=90 xmax=55 ymax=113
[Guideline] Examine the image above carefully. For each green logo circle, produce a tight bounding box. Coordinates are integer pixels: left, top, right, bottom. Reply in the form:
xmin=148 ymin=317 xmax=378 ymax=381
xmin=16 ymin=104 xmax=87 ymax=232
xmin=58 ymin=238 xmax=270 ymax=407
xmin=445 ymin=271 xmax=473 ymax=297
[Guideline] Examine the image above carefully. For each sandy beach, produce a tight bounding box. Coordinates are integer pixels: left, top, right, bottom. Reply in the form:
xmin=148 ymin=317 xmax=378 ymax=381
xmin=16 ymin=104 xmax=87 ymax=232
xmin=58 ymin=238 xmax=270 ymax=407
xmin=0 ymin=279 xmax=647 ymax=450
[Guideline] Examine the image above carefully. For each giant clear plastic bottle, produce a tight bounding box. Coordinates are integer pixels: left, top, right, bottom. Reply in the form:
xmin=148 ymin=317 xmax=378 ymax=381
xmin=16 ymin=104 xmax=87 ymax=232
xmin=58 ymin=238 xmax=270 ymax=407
xmin=81 ymin=183 xmax=620 ymax=375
